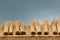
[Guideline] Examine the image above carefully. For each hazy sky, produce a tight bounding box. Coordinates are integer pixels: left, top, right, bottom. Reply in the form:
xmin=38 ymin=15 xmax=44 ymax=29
xmin=0 ymin=0 xmax=60 ymax=25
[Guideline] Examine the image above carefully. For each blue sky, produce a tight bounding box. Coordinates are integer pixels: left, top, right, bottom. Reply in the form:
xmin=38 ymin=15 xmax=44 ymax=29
xmin=0 ymin=0 xmax=60 ymax=25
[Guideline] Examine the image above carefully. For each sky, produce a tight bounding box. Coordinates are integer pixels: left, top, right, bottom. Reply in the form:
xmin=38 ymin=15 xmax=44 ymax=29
xmin=0 ymin=0 xmax=60 ymax=25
